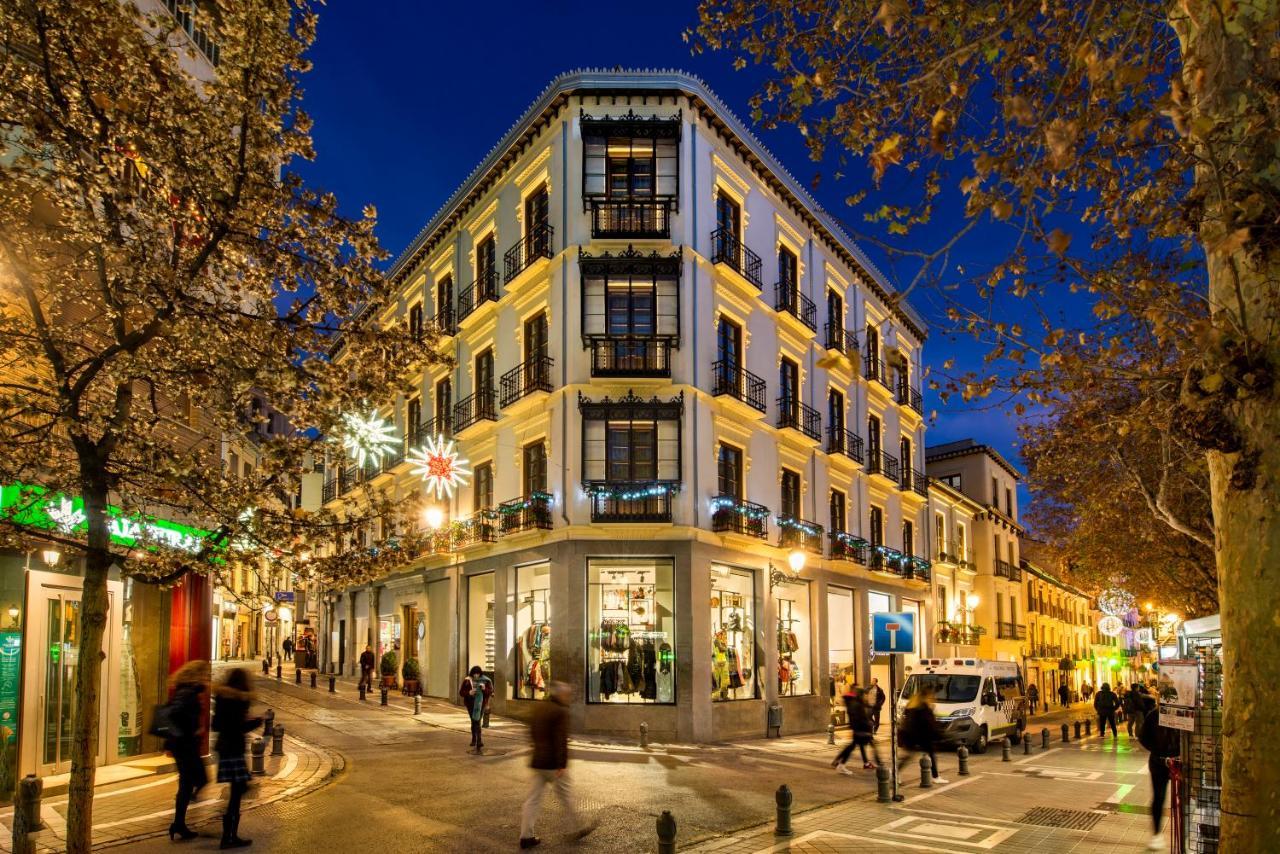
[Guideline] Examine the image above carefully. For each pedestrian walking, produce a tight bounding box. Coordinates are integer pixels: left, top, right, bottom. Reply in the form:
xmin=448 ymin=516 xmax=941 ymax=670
xmin=1093 ymin=682 xmax=1120 ymax=738
xmin=519 ymin=682 xmax=597 ymax=850
xmin=1137 ymin=691 xmax=1179 ymax=850
xmin=358 ymin=644 xmax=375 ymax=691
xmin=161 ymin=660 xmax=209 ymax=842
xmin=281 ymin=637 xmax=293 ymax=662
xmin=459 ymin=665 xmax=492 ymax=752
xmin=897 ymin=685 xmax=949 ymax=785
xmin=1124 ymin=684 xmax=1147 ymax=737
xmin=212 ymin=668 xmax=262 ymax=849
xmin=1082 ymin=682 xmax=1094 ymax=702
xmin=1026 ymin=683 xmax=1039 ymax=715
xmin=832 ymin=687 xmax=881 ymax=773
xmin=867 ymin=677 xmax=887 ymax=732
xmin=1058 ymin=682 xmax=1070 ymax=708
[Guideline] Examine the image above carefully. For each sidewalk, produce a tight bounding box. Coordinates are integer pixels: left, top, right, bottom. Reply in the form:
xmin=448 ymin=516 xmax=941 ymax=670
xmin=0 ymin=730 xmax=340 ymax=852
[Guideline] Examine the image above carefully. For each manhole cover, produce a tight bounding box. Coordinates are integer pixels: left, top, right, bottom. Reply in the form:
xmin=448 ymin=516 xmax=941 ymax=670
xmin=1017 ymin=807 xmax=1105 ymax=831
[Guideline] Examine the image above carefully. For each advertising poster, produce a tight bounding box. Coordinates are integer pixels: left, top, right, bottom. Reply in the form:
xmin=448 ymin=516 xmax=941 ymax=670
xmin=0 ymin=631 xmax=22 ymax=798
xmin=1157 ymin=660 xmax=1199 ymax=732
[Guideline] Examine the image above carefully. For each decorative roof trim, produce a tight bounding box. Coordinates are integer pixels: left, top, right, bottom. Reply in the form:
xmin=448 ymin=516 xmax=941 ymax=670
xmin=925 ymin=441 xmax=1023 ymax=481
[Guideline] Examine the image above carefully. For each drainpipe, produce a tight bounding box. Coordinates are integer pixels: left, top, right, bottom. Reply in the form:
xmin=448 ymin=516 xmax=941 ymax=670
xmin=689 ymin=117 xmax=699 ymax=527
xmin=560 ymin=116 xmax=571 ymax=527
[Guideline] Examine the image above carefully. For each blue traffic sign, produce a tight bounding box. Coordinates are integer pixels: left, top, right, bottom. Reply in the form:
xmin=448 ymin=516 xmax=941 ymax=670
xmin=273 ymin=591 xmax=295 ymax=603
xmin=872 ymin=612 xmax=916 ymax=655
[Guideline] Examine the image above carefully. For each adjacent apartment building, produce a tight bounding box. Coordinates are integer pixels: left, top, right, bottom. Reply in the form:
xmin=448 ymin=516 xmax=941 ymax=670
xmin=320 ymin=69 xmax=934 ymax=741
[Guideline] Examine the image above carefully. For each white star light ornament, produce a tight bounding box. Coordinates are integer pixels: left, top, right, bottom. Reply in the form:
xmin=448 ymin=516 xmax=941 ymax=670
xmin=341 ymin=411 xmax=399 ymax=467
xmin=408 ymin=435 xmax=471 ymax=499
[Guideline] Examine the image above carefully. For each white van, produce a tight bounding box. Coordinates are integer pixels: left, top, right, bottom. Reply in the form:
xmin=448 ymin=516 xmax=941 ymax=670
xmin=897 ymin=658 xmax=1027 ymax=753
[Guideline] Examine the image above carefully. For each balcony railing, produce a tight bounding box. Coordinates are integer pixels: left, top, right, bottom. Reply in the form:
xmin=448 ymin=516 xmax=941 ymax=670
xmin=824 ymin=323 xmax=858 ymax=354
xmin=897 ymin=381 xmax=924 ymax=415
xmin=710 ymin=496 xmax=770 ymax=540
xmin=588 ymin=336 xmax=672 ymax=378
xmin=996 ymin=622 xmax=1026 ymax=640
xmin=867 ymin=450 xmax=900 ymax=482
xmin=504 ymin=222 xmax=554 ymax=284
xmin=585 ymin=481 xmax=678 ymax=523
xmin=900 ymin=467 xmax=929 ymax=497
xmin=994 ymin=559 xmax=1022 ymax=581
xmin=457 ymin=268 xmax=499 ymax=323
xmin=432 ymin=305 xmax=457 ymax=337
xmin=451 ymin=510 xmax=498 ymax=549
xmin=777 ymin=516 xmax=824 ymax=554
xmin=776 ymin=398 xmax=821 ymax=440
xmin=826 ymin=426 xmax=866 ymax=463
xmin=500 ymin=356 xmax=554 ymax=407
xmin=590 ymin=199 xmax=672 ymax=239
xmin=340 ymin=463 xmax=360 ymax=495
xmin=410 ymin=414 xmax=451 ymax=445
xmin=1034 ymin=644 xmax=1063 ymax=659
xmin=452 ymin=388 xmax=498 ymax=433
xmin=712 ymin=361 xmax=767 ymax=412
xmin=863 ymin=352 xmax=888 ymax=386
xmin=936 ymin=623 xmax=984 ymax=646
xmin=830 ymin=532 xmax=868 ymax=564
xmin=710 ymin=227 xmax=763 ymax=289
xmin=773 ymin=281 xmax=817 ymax=331
xmin=497 ymin=492 xmax=553 ymax=535
xmin=322 ymin=478 xmax=337 ymax=503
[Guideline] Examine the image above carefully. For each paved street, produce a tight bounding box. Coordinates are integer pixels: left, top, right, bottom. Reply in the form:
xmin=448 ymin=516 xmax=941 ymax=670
xmin=38 ymin=669 xmax=1156 ymax=854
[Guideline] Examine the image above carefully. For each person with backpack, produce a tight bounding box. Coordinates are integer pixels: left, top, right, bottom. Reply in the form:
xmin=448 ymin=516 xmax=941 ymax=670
xmin=1138 ymin=691 xmax=1180 ymax=850
xmin=1093 ymin=682 xmax=1120 ymax=738
xmin=832 ymin=686 xmax=881 ymax=773
xmin=897 ymin=685 xmax=949 ymax=785
xmin=161 ymin=659 xmax=209 ymax=842
xmin=459 ymin=665 xmax=492 ymax=752
xmin=212 ymin=668 xmax=262 ymax=849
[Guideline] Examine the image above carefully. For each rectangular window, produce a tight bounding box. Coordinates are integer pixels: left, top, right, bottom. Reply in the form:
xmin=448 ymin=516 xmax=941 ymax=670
xmin=436 ymin=275 xmax=453 ymax=318
xmin=606 ymin=278 xmax=656 ymax=335
xmin=869 ymin=506 xmax=884 ymax=547
xmin=829 ymin=489 xmax=846 ymax=534
xmin=828 ymin=586 xmax=857 ymax=696
xmin=779 ymin=358 xmax=799 ymax=408
xmin=522 ymin=441 xmax=547 ymax=495
xmin=1006 ymin=488 xmax=1013 ymax=517
xmin=409 ymin=302 xmax=424 ymax=340
xmin=902 ymin=520 xmax=914 ymax=558
xmin=435 ymin=378 xmax=452 ymax=424
xmin=934 ymin=513 xmax=946 ymax=559
xmin=776 ymin=578 xmax=812 ymax=697
xmin=992 ymin=476 xmax=999 ymax=506
xmin=407 ymin=397 xmax=421 ymax=441
xmin=716 ymin=192 xmax=741 ymax=237
xmin=584 ymin=133 xmax=678 ymax=199
xmin=511 ymin=561 xmax=551 ymax=700
xmin=827 ymin=289 xmax=843 ymax=328
xmin=587 ymin=557 xmax=676 ymax=704
xmin=475 ymin=349 xmax=494 ymax=393
xmin=868 ymin=415 xmax=882 ymax=456
xmin=712 ymin=565 xmax=757 ymax=702
xmin=524 ymin=312 xmax=548 ymax=362
xmin=778 ymin=245 xmax=798 ymax=287
xmin=940 ymin=473 xmax=961 ymax=489
xmin=606 ymin=422 xmax=657 ymax=481
xmin=476 ymin=234 xmax=496 ymax=283
xmin=828 ymin=389 xmax=845 ymax=434
xmin=717 ymin=316 xmax=742 ymax=367
xmin=780 ymin=469 xmax=801 ymax=519
xmin=473 ymin=462 xmax=493 ymax=511
xmin=717 ymin=444 xmax=743 ymax=499
xmin=956 ymin=523 xmax=966 ymax=561
xmin=865 ymin=323 xmax=880 ymax=362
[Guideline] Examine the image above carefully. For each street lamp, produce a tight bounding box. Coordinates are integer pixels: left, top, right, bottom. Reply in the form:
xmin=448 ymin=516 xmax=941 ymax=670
xmin=770 ymin=550 xmax=807 ymax=587
xmin=423 ymin=506 xmax=445 ymax=531
xmin=40 ymin=548 xmax=61 ymax=567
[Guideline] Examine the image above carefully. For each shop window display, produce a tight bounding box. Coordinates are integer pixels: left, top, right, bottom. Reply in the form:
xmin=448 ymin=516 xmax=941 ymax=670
xmin=827 ymin=586 xmax=856 ymax=723
xmin=587 ymin=557 xmax=675 ymax=704
xmin=775 ymin=580 xmax=811 ymax=696
xmin=711 ymin=566 xmax=756 ymax=701
xmin=512 ymin=561 xmax=551 ymax=700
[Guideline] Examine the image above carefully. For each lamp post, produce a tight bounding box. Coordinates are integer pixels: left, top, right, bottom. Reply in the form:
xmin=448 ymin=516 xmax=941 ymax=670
xmin=769 ymin=549 xmax=807 ymax=587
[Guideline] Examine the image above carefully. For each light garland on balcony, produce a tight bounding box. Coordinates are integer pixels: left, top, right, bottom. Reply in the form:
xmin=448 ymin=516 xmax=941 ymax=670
xmin=832 ymin=531 xmax=869 ymax=547
xmin=408 ymin=435 xmax=471 ymax=499
xmin=709 ymin=496 xmax=770 ymax=520
xmin=498 ymin=491 xmax=554 ymax=514
xmin=340 ymin=411 xmax=400 ymax=467
xmin=776 ymin=515 xmax=821 ymax=536
xmin=581 ymin=482 xmax=678 ymax=501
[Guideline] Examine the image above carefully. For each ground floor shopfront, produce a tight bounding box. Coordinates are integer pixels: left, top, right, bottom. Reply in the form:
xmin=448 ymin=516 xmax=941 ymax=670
xmin=326 ymin=537 xmax=933 ymax=742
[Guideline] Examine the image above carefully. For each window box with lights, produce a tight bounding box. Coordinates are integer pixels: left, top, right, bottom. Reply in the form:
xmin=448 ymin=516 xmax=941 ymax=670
xmin=710 ymin=496 xmax=770 ymax=540
xmin=776 ymin=516 xmax=824 ymax=555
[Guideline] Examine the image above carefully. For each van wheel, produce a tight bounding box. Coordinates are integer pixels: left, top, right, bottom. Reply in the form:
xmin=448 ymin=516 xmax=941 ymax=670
xmin=972 ymin=727 xmax=989 ymax=754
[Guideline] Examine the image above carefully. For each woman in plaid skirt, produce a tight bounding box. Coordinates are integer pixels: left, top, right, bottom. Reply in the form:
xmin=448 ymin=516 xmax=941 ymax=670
xmin=212 ymin=668 xmax=262 ymax=849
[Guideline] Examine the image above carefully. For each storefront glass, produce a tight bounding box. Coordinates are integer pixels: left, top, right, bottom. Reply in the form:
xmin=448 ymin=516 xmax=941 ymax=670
xmin=775 ymin=579 xmax=811 ymax=696
xmin=868 ymin=590 xmax=893 ymax=693
xmin=587 ymin=557 xmax=675 ymax=705
xmin=426 ymin=579 xmax=451 ymax=698
xmin=511 ymin=562 xmax=551 ymax=700
xmin=710 ymin=566 xmax=755 ymax=701
xmin=827 ymin=585 xmax=856 ymax=704
xmin=118 ymin=578 xmax=166 ymax=758
xmin=466 ymin=573 xmax=495 ymax=677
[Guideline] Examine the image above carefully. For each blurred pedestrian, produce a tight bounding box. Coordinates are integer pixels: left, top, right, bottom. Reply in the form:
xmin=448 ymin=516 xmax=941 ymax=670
xmin=1082 ymin=682 xmax=1094 ymax=702
xmin=358 ymin=644 xmax=375 ymax=691
xmin=519 ymin=682 xmax=597 ymax=850
xmin=1027 ymin=683 xmax=1039 ymax=715
xmin=1058 ymin=682 xmax=1070 ymax=708
xmin=897 ymin=685 xmax=948 ymax=785
xmin=1124 ymin=684 xmax=1147 ymax=737
xmin=212 ymin=668 xmax=262 ymax=849
xmin=1138 ymin=690 xmax=1179 ymax=850
xmin=832 ymin=686 xmax=881 ymax=773
xmin=1093 ymin=682 xmax=1120 ymax=738
xmin=459 ymin=665 xmax=492 ymax=752
xmin=163 ymin=660 xmax=209 ymax=842
xmin=867 ymin=677 xmax=887 ymax=732
xmin=281 ymin=637 xmax=293 ymax=662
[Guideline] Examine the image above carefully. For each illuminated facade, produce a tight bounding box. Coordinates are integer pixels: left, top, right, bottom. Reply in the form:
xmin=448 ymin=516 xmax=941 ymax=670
xmin=323 ymin=70 xmax=932 ymax=740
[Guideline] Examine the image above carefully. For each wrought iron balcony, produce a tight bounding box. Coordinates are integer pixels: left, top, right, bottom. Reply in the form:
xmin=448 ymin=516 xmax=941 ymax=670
xmin=710 ymin=496 xmax=770 ymax=540
xmin=830 ymin=532 xmax=869 ymax=564
xmin=868 ymin=546 xmax=907 ymax=575
xmin=900 ymin=467 xmax=929 ymax=497
xmin=451 ymin=510 xmax=498 ymax=549
xmin=824 ymin=323 xmax=858 ymax=354
xmin=452 ymin=388 xmax=498 ymax=434
xmin=504 ymin=222 xmax=554 ymax=284
xmin=897 ymin=381 xmax=924 ymax=415
xmin=322 ymin=478 xmax=337 ymax=503
xmin=936 ymin=623 xmax=984 ymax=646
xmin=826 ymin=426 xmax=866 ymax=463
xmin=773 ymin=282 xmax=817 ymax=331
xmin=457 ymin=268 xmax=499 ymax=323
xmin=408 ymin=414 xmax=452 ymax=446
xmin=497 ymin=492 xmax=553 ymax=535
xmin=712 ymin=360 xmax=766 ymax=412
xmin=996 ymin=622 xmax=1026 ymax=640
xmin=340 ymin=463 xmax=360 ymax=495
xmin=777 ymin=516 xmax=824 ymax=554
xmin=585 ymin=481 xmax=678 ymax=523
xmin=590 ymin=199 xmax=672 ymax=239
xmin=863 ymin=352 xmax=888 ymax=386
xmin=432 ymin=305 xmax=456 ymax=337
xmin=500 ymin=356 xmax=554 ymax=408
xmin=867 ymin=450 xmax=900 ymax=482
xmin=994 ymin=559 xmax=1022 ymax=581
xmin=776 ymin=398 xmax=821 ymax=440
xmin=710 ymin=227 xmax=763 ymax=289
xmin=588 ymin=336 xmax=672 ymax=378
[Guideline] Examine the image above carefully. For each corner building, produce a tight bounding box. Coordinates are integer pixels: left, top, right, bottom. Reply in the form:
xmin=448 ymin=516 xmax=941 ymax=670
xmin=325 ymin=70 xmax=933 ymax=741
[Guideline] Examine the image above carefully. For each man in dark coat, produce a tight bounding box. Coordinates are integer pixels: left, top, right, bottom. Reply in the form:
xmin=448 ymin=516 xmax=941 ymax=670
xmin=1093 ymin=682 xmax=1120 ymax=738
xmin=868 ymin=677 xmax=887 ymax=732
xmin=282 ymin=636 xmax=293 ymax=662
xmin=518 ymin=683 xmax=596 ymax=850
xmin=358 ymin=644 xmax=375 ymax=691
xmin=1138 ymin=691 xmax=1181 ymax=850
xmin=1058 ymin=682 xmax=1071 ymax=708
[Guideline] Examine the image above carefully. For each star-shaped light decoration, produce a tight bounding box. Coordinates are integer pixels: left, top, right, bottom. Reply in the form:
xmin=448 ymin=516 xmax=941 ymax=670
xmin=408 ymin=435 xmax=471 ymax=499
xmin=340 ymin=411 xmax=399 ymax=468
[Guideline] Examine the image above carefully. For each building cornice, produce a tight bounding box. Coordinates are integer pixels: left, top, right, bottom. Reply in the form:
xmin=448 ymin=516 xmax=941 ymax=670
xmin=925 ymin=441 xmax=1023 ymax=481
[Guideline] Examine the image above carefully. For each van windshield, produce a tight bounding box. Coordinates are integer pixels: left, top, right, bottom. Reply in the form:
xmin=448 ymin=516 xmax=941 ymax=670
xmin=901 ymin=674 xmax=981 ymax=704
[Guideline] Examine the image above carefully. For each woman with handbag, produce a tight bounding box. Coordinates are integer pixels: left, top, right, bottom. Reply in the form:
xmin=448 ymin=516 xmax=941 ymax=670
xmin=212 ymin=668 xmax=262 ymax=849
xmin=165 ymin=660 xmax=209 ymax=842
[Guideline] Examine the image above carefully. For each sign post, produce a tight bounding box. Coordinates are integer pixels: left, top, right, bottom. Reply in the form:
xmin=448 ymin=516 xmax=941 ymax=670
xmin=872 ymin=612 xmax=916 ymax=803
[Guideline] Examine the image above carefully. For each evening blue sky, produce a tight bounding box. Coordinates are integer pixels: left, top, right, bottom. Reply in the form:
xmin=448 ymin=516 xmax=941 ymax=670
xmin=295 ymin=0 xmax=1030 ymax=478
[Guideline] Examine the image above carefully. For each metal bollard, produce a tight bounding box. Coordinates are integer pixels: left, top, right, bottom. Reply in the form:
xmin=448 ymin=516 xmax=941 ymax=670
xmin=919 ymin=754 xmax=933 ymax=788
xmin=310 ymin=671 xmax=317 ymax=689
xmin=359 ymin=682 xmax=367 ymax=701
xmin=271 ymin=724 xmax=285 ymax=757
xmin=957 ymin=745 xmax=970 ymax=775
xmin=13 ymin=773 xmax=43 ymax=853
xmin=1001 ymin=739 xmax=1011 ymax=762
xmin=263 ymin=708 xmax=275 ymax=738
xmin=413 ymin=695 xmax=421 ymax=715
xmin=1041 ymin=728 xmax=1050 ymax=748
xmin=656 ymin=810 xmax=677 ymax=854
xmin=295 ymin=668 xmax=302 ymax=685
xmin=1024 ymin=733 xmax=1032 ymax=754
xmin=262 ymin=657 xmax=270 ymax=674
xmin=1061 ymin=723 xmax=1070 ymax=742
xmin=276 ymin=663 xmax=282 ymax=680
xmin=380 ymin=686 xmax=388 ymax=706
xmin=876 ymin=764 xmax=892 ymax=802
xmin=1074 ymin=720 xmax=1082 ymax=740
xmin=827 ymin=724 xmax=836 ymax=745
xmin=250 ymin=738 xmax=266 ymax=775
xmin=328 ymin=675 xmax=336 ymax=693
xmin=1085 ymin=719 xmax=1092 ymax=737
xmin=774 ymin=785 xmax=793 ymax=837
xmin=640 ymin=722 xmax=649 ymax=748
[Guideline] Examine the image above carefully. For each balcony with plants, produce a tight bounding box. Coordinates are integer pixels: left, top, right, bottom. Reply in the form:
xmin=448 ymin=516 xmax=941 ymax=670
xmin=710 ymin=496 xmax=770 ymax=540
xmin=497 ymin=492 xmax=554 ymax=535
xmin=777 ymin=515 xmax=824 ymax=555
xmin=829 ymin=531 xmax=869 ymax=564
xmin=935 ymin=622 xmax=985 ymax=646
